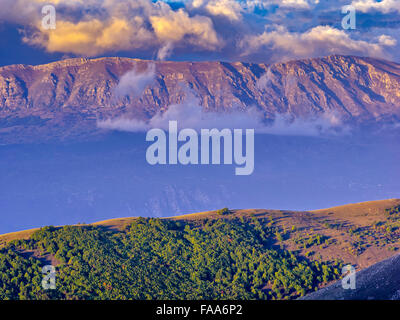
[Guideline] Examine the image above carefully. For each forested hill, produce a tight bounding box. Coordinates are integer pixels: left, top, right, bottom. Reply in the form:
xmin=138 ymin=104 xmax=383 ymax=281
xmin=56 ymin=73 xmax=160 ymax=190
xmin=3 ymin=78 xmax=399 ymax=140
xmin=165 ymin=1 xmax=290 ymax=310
xmin=0 ymin=214 xmax=341 ymax=300
xmin=2 ymin=200 xmax=400 ymax=300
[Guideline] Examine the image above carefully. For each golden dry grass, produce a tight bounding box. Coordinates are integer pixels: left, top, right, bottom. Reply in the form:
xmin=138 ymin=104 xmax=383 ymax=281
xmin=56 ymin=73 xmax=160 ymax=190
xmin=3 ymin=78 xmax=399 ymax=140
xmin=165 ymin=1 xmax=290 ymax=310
xmin=2 ymin=199 xmax=400 ymax=271
xmin=311 ymin=199 xmax=400 ymax=226
xmin=0 ymin=228 xmax=39 ymax=245
xmin=91 ymin=217 xmax=139 ymax=231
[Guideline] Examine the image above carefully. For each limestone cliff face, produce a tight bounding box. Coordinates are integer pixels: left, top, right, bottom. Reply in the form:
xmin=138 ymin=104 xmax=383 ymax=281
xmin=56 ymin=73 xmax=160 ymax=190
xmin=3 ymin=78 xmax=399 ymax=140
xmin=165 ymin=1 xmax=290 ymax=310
xmin=0 ymin=55 xmax=399 ymax=143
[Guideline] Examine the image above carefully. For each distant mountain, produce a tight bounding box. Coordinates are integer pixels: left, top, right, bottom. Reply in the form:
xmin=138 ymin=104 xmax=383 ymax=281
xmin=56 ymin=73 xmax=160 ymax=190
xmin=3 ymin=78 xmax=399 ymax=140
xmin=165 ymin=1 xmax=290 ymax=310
xmin=1 ymin=55 xmax=400 ymax=143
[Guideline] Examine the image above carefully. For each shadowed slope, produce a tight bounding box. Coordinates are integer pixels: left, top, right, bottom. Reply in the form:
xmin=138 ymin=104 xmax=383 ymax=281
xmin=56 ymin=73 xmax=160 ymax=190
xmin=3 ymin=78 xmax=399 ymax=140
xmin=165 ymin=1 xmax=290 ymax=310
xmin=301 ymin=253 xmax=400 ymax=300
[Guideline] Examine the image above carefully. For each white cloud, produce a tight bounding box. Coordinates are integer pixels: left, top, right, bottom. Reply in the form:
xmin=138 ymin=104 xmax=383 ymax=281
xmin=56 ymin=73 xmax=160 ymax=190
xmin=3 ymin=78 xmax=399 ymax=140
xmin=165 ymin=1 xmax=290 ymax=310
xmin=98 ymin=89 xmax=348 ymax=136
xmin=157 ymin=42 xmax=174 ymax=60
xmin=114 ymin=63 xmax=156 ymax=98
xmin=260 ymin=112 xmax=350 ymax=136
xmin=280 ymin=0 xmax=311 ymax=8
xmin=99 ymin=91 xmax=266 ymax=132
xmin=352 ymin=0 xmax=400 ymax=13
xmin=190 ymin=0 xmax=243 ymax=20
xmin=378 ymin=34 xmax=397 ymax=46
xmin=97 ymin=117 xmax=150 ymax=132
xmin=149 ymin=8 xmax=220 ymax=48
xmin=241 ymin=25 xmax=395 ymax=62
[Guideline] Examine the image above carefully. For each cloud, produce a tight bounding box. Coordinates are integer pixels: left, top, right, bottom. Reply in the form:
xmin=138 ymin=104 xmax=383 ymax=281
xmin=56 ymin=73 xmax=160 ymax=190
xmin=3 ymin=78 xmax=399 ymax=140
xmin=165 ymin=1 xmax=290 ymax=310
xmin=277 ymin=0 xmax=312 ymax=9
xmin=99 ymin=90 xmax=266 ymax=132
xmin=157 ymin=42 xmax=174 ymax=60
xmin=3 ymin=0 xmax=400 ymax=63
xmin=351 ymin=0 xmax=400 ymax=13
xmin=97 ymin=117 xmax=150 ymax=132
xmin=378 ymin=34 xmax=397 ymax=46
xmin=98 ymin=90 xmax=348 ymax=136
xmin=25 ymin=18 xmax=153 ymax=56
xmin=260 ymin=112 xmax=350 ymax=136
xmin=0 ymin=0 xmax=41 ymax=24
xmin=256 ymin=67 xmax=274 ymax=89
xmin=149 ymin=7 xmax=220 ymax=48
xmin=190 ymin=0 xmax=243 ymax=21
xmin=20 ymin=0 xmax=221 ymax=57
xmin=241 ymin=25 xmax=396 ymax=62
xmin=114 ymin=63 xmax=156 ymax=98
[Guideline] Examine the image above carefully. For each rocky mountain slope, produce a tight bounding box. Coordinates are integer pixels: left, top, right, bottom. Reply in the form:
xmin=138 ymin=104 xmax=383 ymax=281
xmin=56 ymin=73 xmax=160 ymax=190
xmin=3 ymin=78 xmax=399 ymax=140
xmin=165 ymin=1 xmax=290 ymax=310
xmin=1 ymin=55 xmax=400 ymax=143
xmin=302 ymin=252 xmax=400 ymax=300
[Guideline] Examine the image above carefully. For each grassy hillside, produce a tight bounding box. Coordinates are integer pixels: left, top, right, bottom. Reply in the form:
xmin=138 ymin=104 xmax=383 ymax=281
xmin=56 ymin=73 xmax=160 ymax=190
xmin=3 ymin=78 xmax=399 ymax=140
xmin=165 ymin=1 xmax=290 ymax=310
xmin=1 ymin=199 xmax=400 ymax=300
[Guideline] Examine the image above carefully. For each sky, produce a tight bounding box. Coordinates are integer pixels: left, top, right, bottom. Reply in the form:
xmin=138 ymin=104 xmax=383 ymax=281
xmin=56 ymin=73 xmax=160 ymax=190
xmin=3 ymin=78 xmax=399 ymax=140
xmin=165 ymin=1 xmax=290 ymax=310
xmin=0 ymin=0 xmax=399 ymax=66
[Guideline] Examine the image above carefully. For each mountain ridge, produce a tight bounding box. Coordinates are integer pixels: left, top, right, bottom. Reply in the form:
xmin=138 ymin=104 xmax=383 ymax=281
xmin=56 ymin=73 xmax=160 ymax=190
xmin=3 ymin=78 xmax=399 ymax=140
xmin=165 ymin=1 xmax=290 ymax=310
xmin=1 ymin=54 xmax=400 ymax=143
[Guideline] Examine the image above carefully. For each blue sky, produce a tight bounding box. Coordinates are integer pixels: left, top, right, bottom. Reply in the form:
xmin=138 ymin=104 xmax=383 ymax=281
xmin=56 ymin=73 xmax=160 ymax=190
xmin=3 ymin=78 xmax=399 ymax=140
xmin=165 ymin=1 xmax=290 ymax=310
xmin=0 ymin=0 xmax=399 ymax=66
